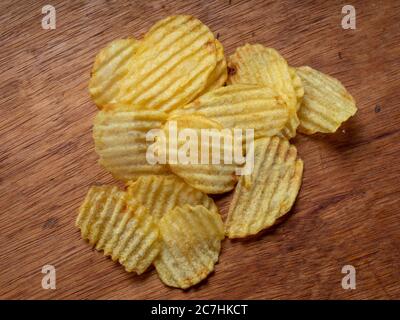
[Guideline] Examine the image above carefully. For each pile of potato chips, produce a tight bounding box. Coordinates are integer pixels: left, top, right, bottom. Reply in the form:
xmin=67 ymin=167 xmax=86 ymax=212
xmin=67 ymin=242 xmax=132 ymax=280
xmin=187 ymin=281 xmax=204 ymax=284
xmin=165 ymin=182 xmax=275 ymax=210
xmin=77 ymin=15 xmax=357 ymax=289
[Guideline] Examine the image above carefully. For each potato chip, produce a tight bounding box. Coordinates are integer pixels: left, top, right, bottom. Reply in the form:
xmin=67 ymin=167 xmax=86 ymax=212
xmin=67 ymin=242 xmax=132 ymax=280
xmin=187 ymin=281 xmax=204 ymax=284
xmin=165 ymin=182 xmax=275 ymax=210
xmin=93 ymin=104 xmax=170 ymax=181
xmin=172 ymin=84 xmax=289 ymax=138
xmin=119 ymin=15 xmax=217 ymax=112
xmin=154 ymin=205 xmax=224 ymax=289
xmin=227 ymin=44 xmax=301 ymax=138
xmin=76 ymin=185 xmax=161 ymax=274
xmin=289 ymin=66 xmax=304 ymax=111
xmin=89 ymin=38 xmax=140 ymax=108
xmin=225 ymin=136 xmax=303 ymax=238
xmin=163 ymin=114 xmax=240 ymax=194
xmin=126 ymin=175 xmax=218 ymax=221
xmin=197 ymin=39 xmax=227 ymax=96
xmin=76 ymin=186 xmax=121 ymax=242
xmin=295 ymin=66 xmax=357 ymax=134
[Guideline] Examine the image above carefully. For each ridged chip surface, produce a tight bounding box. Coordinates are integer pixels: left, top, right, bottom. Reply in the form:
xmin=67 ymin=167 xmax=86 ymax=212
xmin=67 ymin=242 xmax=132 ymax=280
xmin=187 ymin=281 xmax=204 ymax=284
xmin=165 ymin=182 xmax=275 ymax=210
xmin=225 ymin=136 xmax=303 ymax=238
xmin=172 ymin=84 xmax=289 ymax=138
xmin=197 ymin=39 xmax=227 ymax=96
xmin=89 ymin=38 xmax=140 ymax=108
xmin=76 ymin=186 xmax=161 ymax=274
xmin=163 ymin=114 xmax=240 ymax=194
xmin=126 ymin=175 xmax=218 ymax=221
xmin=93 ymin=104 xmax=170 ymax=182
xmin=154 ymin=205 xmax=224 ymax=289
xmin=289 ymin=66 xmax=304 ymax=111
xmin=228 ymin=44 xmax=302 ymax=138
xmin=296 ymin=66 xmax=357 ymax=134
xmin=119 ymin=15 xmax=217 ymax=112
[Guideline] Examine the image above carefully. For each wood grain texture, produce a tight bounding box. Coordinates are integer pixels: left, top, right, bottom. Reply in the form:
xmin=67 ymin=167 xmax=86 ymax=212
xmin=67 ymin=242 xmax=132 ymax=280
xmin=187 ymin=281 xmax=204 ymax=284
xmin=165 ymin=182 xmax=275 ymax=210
xmin=1 ymin=0 xmax=399 ymax=299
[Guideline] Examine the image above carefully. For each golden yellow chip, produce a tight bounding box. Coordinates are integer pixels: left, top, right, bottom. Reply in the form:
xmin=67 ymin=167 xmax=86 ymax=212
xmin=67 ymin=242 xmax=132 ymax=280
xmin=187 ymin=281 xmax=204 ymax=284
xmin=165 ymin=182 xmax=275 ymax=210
xmin=154 ymin=205 xmax=224 ymax=289
xmin=197 ymin=39 xmax=227 ymax=96
xmin=172 ymin=84 xmax=289 ymax=138
xmin=126 ymin=175 xmax=218 ymax=221
xmin=93 ymin=104 xmax=170 ymax=182
xmin=119 ymin=15 xmax=217 ymax=112
xmin=76 ymin=185 xmax=161 ymax=274
xmin=225 ymin=136 xmax=303 ymax=238
xmin=295 ymin=66 xmax=357 ymax=134
xmin=89 ymin=38 xmax=140 ymax=108
xmin=227 ymin=44 xmax=301 ymax=138
xmin=289 ymin=66 xmax=304 ymax=111
xmin=163 ymin=114 xmax=240 ymax=194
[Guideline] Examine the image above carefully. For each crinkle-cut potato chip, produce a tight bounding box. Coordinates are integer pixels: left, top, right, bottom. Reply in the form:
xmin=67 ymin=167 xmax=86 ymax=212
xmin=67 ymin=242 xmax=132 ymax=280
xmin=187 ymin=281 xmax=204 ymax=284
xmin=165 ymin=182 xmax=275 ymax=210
xmin=172 ymin=84 xmax=289 ymax=138
xmin=227 ymin=44 xmax=300 ymax=138
xmin=76 ymin=185 xmax=161 ymax=274
xmin=163 ymin=114 xmax=240 ymax=194
xmin=225 ymin=136 xmax=303 ymax=238
xmin=197 ymin=39 xmax=227 ymax=97
xmin=295 ymin=66 xmax=357 ymax=134
xmin=119 ymin=15 xmax=217 ymax=112
xmin=89 ymin=38 xmax=140 ymax=108
xmin=126 ymin=175 xmax=218 ymax=221
xmin=277 ymin=111 xmax=300 ymax=140
xmin=289 ymin=66 xmax=304 ymax=111
xmin=93 ymin=104 xmax=170 ymax=182
xmin=227 ymin=44 xmax=299 ymax=110
xmin=154 ymin=205 xmax=224 ymax=289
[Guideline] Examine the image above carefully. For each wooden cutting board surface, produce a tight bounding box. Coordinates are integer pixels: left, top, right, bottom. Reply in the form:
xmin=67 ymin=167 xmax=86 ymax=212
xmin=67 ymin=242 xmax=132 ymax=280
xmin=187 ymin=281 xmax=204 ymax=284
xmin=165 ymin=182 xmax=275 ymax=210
xmin=1 ymin=0 xmax=399 ymax=299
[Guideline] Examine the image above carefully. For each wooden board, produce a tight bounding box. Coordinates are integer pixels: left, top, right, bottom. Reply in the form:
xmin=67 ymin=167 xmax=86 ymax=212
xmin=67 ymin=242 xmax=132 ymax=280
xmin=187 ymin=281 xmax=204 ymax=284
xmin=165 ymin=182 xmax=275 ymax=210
xmin=1 ymin=0 xmax=399 ymax=299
